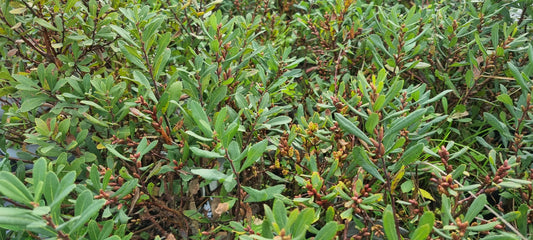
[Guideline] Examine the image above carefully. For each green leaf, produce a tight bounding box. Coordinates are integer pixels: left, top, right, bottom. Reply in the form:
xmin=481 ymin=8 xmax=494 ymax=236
xmin=498 ymin=181 xmax=522 ymax=188
xmin=241 ymin=139 xmax=268 ymax=172
xmin=80 ymin=100 xmax=107 ymax=112
xmin=484 ymin=112 xmax=511 ymax=139
xmin=508 ymin=62 xmax=529 ymax=93
xmin=74 ymin=190 xmax=94 ymax=216
xmin=383 ymin=108 xmax=426 ymax=148
xmin=33 ymin=158 xmax=47 ymax=187
xmin=365 ymin=112 xmax=380 ymax=134
xmin=83 ymin=112 xmax=109 ymax=127
xmin=186 ymin=130 xmax=213 ymax=141
xmin=155 ymin=32 xmax=171 ymax=60
xmin=110 ymin=25 xmax=138 ymax=48
xmin=266 ymin=116 xmax=292 ymax=127
xmin=104 ymin=144 xmax=131 ymax=161
xmin=110 ymin=179 xmax=138 ymax=199
xmin=206 ymin=85 xmax=228 ymax=112
xmin=68 ymin=199 xmax=106 ymax=234
xmin=132 ymin=70 xmax=152 ymax=89
xmin=51 ymin=171 xmax=77 ymax=208
xmin=0 ymin=172 xmax=33 ymax=205
xmin=353 ymin=146 xmax=385 ymax=183
xmin=20 ymin=95 xmax=50 ymax=112
xmin=501 ymin=211 xmax=521 ymax=222
xmin=411 ymin=224 xmax=430 ymax=240
xmin=35 ymin=18 xmax=59 ymax=31
xmin=137 ymin=137 xmax=158 ymax=157
xmin=464 ymin=194 xmax=487 ymax=223
xmin=361 ymin=193 xmax=383 ymax=204
xmin=222 ymin=121 xmax=240 ymax=148
xmin=273 ymin=199 xmax=287 ymax=229
xmin=384 ymin=79 xmax=403 ymax=106
xmin=422 ymin=90 xmax=453 ymax=105
xmin=289 ymin=208 xmax=315 ymax=238
xmin=467 ymin=221 xmax=500 ymax=232
xmin=383 ymin=205 xmax=398 ymax=240
xmin=369 ymin=34 xmax=393 ymax=58
xmin=191 ymin=168 xmax=227 ymax=181
xmin=190 ymin=146 xmax=223 ymax=158
xmin=325 ymin=207 xmax=335 ymax=222
xmin=335 ymin=113 xmax=371 ymax=145
xmin=393 ymin=143 xmax=424 ymax=172
xmin=373 ymin=95 xmax=386 ymax=111
xmin=518 ymin=204 xmax=528 ymax=236
xmin=44 ymin=172 xmax=59 ymax=206
xmin=419 ymin=211 xmax=435 ymax=228
xmin=35 ymin=118 xmax=50 ymax=136
xmin=243 ymin=185 xmax=285 ymax=202
xmin=121 ymin=43 xmax=147 ymax=72
xmin=411 ymin=211 xmax=434 ymax=240
xmin=153 ymin=48 xmax=171 ymax=80
xmin=142 ymin=16 xmax=165 ymax=46
xmin=0 ymin=207 xmax=42 ymax=231
xmin=90 ymin=164 xmax=102 ymax=190
xmin=454 ymin=184 xmax=481 ymax=192
xmin=496 ymin=93 xmax=513 ymax=106
xmin=187 ymin=100 xmax=213 ymax=138
xmin=474 ymin=32 xmax=488 ymax=57
xmin=480 ymin=234 xmax=521 ymax=240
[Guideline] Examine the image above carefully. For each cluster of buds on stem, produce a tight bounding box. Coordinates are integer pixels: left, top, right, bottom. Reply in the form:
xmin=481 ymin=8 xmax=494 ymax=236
xmin=430 ymin=173 xmax=458 ymax=196
xmin=306 ymin=183 xmax=328 ymax=207
xmin=172 ymin=159 xmax=184 ymax=172
xmin=438 ymin=146 xmax=453 ymax=174
xmin=111 ymin=135 xmax=138 ymax=147
xmin=399 ymin=91 xmax=408 ymax=111
xmin=330 ymin=122 xmax=344 ymax=142
xmin=347 ymin=26 xmax=362 ymax=40
xmin=408 ymin=198 xmax=423 ymax=215
xmin=331 ymin=96 xmax=348 ymax=114
xmin=278 ymin=132 xmax=296 ymax=159
xmin=484 ymin=159 xmax=511 ymax=185
xmin=274 ymin=229 xmax=291 ymax=240
xmin=133 ymin=96 xmax=172 ymax=144
xmin=347 ymin=182 xmax=371 ymax=214
xmin=450 ymin=217 xmax=469 ymax=239
xmin=130 ymin=152 xmax=142 ymax=170
xmin=351 ymin=227 xmax=372 ymax=240
xmin=243 ymin=225 xmax=258 ymax=236
xmin=302 ymin=122 xmax=320 ymax=151
xmin=369 ymin=126 xmax=385 ymax=159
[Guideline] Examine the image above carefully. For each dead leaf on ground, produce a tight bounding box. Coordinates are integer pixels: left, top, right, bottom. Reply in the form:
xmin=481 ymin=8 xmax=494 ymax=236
xmin=214 ymin=202 xmax=229 ymax=217
xmin=189 ymin=178 xmax=200 ymax=196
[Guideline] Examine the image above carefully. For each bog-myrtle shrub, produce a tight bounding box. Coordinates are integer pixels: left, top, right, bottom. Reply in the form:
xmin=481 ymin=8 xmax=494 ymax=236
xmin=0 ymin=0 xmax=532 ymax=239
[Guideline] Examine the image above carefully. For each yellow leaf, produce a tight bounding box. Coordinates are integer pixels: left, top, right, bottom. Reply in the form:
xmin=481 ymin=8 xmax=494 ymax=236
xmin=419 ymin=189 xmax=435 ymax=201
xmin=9 ymin=7 xmax=26 ymax=15
xmin=391 ymin=166 xmax=405 ymax=192
xmin=180 ymin=0 xmax=191 ymax=10
xmin=11 ymin=22 xmax=22 ymax=30
xmin=96 ymin=143 xmax=106 ymax=150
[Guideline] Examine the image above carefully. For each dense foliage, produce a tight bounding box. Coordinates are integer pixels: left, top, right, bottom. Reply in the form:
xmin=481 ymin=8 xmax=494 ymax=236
xmin=0 ymin=0 xmax=532 ymax=239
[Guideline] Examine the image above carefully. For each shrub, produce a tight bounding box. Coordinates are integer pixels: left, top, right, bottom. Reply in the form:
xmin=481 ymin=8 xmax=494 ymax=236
xmin=0 ymin=0 xmax=532 ymax=239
